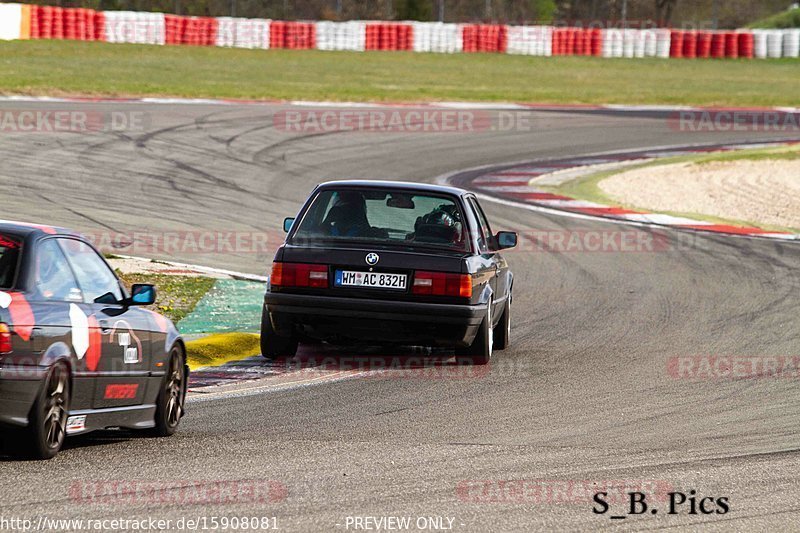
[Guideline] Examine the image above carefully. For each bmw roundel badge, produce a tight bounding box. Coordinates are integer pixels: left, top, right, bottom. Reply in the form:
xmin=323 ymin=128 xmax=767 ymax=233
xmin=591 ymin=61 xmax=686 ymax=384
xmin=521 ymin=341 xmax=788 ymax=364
xmin=365 ymin=252 xmax=380 ymax=265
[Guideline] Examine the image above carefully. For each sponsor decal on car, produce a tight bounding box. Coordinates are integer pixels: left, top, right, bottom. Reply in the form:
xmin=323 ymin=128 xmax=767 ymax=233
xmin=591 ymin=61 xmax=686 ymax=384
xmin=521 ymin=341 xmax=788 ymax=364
xmin=66 ymin=415 xmax=87 ymax=433
xmin=104 ymin=384 xmax=139 ymax=400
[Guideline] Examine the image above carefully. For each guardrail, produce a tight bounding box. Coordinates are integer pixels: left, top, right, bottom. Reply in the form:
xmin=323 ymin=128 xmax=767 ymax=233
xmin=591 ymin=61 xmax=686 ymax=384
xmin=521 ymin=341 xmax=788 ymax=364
xmin=1 ymin=3 xmax=799 ymax=59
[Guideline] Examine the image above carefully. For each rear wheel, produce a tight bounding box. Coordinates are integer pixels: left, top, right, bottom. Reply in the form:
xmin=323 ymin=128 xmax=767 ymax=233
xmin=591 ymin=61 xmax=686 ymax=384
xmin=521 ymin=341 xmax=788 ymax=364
xmin=152 ymin=347 xmax=186 ymax=437
xmin=260 ymin=311 xmax=298 ymax=360
xmin=494 ymin=298 xmax=511 ymax=351
xmin=456 ymin=299 xmax=493 ymax=365
xmin=27 ymin=362 xmax=70 ymax=460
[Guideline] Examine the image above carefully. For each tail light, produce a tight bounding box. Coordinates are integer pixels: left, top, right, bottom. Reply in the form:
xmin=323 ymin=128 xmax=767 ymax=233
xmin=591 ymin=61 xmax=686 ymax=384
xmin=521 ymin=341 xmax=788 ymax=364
xmin=271 ymin=262 xmax=329 ymax=288
xmin=0 ymin=323 xmax=11 ymax=354
xmin=413 ymin=271 xmax=473 ymax=298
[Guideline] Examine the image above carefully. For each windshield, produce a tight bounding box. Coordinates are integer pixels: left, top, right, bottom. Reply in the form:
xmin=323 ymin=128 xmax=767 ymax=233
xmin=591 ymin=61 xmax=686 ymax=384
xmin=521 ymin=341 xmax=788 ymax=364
xmin=291 ymin=189 xmax=468 ymax=252
xmin=0 ymin=233 xmax=22 ymax=289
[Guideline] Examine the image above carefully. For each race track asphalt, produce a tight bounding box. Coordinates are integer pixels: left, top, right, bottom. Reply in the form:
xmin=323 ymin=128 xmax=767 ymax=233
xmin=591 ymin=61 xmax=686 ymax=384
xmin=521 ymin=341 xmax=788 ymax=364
xmin=0 ymin=101 xmax=799 ymax=531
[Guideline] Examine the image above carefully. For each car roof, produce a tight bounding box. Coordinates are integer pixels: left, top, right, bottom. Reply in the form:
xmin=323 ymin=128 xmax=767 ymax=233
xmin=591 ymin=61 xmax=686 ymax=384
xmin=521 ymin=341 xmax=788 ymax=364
xmin=316 ymin=180 xmax=469 ymax=197
xmin=0 ymin=220 xmax=75 ymax=240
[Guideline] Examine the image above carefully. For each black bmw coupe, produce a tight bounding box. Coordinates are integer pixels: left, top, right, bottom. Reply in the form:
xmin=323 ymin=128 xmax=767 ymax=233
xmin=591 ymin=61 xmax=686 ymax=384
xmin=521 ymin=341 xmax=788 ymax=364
xmin=262 ymin=181 xmax=517 ymax=365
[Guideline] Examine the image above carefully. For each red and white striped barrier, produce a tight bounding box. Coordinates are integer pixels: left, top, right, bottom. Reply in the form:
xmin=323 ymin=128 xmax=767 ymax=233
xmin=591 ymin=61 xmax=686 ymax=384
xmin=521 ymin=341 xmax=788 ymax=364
xmin=4 ymin=3 xmax=800 ymax=60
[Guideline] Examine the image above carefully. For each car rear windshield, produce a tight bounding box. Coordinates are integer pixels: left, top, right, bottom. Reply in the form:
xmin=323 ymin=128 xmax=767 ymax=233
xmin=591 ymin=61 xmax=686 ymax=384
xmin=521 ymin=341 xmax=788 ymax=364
xmin=0 ymin=233 xmax=22 ymax=289
xmin=291 ymin=189 xmax=468 ymax=252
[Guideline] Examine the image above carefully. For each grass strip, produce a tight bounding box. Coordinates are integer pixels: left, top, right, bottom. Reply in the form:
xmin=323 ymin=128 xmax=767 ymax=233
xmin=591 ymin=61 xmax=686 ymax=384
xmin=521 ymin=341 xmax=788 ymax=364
xmin=1 ymin=40 xmax=799 ymax=107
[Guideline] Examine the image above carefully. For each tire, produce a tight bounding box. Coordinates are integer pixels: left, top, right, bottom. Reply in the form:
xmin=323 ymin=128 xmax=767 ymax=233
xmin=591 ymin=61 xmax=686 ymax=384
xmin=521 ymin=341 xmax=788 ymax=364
xmin=455 ymin=299 xmax=493 ymax=365
xmin=26 ymin=362 xmax=70 ymax=460
xmin=260 ymin=310 xmax=298 ymax=360
xmin=494 ymin=298 xmax=511 ymax=351
xmin=151 ymin=346 xmax=186 ymax=437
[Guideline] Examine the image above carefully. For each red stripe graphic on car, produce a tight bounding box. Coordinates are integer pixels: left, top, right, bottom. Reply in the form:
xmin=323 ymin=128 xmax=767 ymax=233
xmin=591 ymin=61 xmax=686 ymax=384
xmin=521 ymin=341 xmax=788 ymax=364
xmin=86 ymin=314 xmax=103 ymax=372
xmin=0 ymin=291 xmax=35 ymax=341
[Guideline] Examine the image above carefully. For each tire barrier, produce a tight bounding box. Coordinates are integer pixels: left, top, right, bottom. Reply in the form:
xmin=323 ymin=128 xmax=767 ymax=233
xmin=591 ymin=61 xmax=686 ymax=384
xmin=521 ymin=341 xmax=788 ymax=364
xmin=315 ymin=21 xmax=365 ymax=51
xmin=664 ymin=29 xmax=756 ymax=59
xmin=697 ymin=31 xmax=712 ymax=58
xmin=601 ymin=28 xmax=666 ymax=58
xmin=216 ymin=17 xmax=270 ymax=49
xmin=104 ymin=11 xmax=165 ymax=45
xmin=738 ymin=31 xmax=754 ymax=59
xmin=552 ymin=27 xmax=600 ymax=56
xmin=165 ymin=15 xmax=217 ymax=46
xmin=0 ymin=2 xmax=25 ymax=40
xmin=365 ymin=22 xmax=413 ymax=51
xmin=784 ymin=29 xmax=800 ymax=58
xmin=4 ymin=2 xmax=799 ymax=59
xmin=752 ymin=30 xmax=768 ymax=58
xmin=506 ymin=25 xmax=553 ymax=56
xmin=767 ymin=30 xmax=784 ymax=58
xmin=269 ymin=21 xmax=315 ymax=49
xmin=462 ymin=24 xmax=506 ymax=53
xmin=411 ymin=22 xmax=462 ymax=53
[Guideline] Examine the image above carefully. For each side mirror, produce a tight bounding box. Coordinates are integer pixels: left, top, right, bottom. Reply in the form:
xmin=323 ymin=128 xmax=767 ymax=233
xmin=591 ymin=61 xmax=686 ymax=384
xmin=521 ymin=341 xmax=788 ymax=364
xmin=130 ymin=284 xmax=156 ymax=306
xmin=496 ymin=231 xmax=518 ymax=250
xmin=283 ymin=217 xmax=295 ymax=233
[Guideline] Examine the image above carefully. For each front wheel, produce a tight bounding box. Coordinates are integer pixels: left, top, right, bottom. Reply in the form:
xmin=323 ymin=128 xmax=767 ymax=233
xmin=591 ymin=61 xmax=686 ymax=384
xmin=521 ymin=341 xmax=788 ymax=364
xmin=260 ymin=310 xmax=298 ymax=360
xmin=455 ymin=300 xmax=493 ymax=365
xmin=152 ymin=347 xmax=186 ymax=437
xmin=27 ymin=362 xmax=70 ymax=460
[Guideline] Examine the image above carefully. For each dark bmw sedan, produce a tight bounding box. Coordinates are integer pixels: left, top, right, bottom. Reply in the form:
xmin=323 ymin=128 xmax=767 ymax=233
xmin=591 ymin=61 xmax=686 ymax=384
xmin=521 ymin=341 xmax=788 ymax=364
xmin=262 ymin=181 xmax=517 ymax=365
xmin=0 ymin=222 xmax=187 ymax=459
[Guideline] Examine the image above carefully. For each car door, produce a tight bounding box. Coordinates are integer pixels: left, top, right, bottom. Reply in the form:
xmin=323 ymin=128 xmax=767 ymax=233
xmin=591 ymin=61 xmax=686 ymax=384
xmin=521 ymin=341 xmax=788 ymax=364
xmin=467 ymin=197 xmax=508 ymax=322
xmin=57 ymin=238 xmax=152 ymax=409
xmin=465 ymin=197 xmax=499 ymax=313
xmin=29 ymin=237 xmax=94 ymax=411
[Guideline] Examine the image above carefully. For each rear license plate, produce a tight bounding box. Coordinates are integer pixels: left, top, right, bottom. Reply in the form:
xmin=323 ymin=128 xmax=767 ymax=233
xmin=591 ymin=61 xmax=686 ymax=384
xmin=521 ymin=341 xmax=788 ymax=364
xmin=335 ymin=270 xmax=407 ymax=290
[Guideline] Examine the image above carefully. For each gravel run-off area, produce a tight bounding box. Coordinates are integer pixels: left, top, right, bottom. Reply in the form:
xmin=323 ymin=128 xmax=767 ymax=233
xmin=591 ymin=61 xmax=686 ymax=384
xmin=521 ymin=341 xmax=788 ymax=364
xmin=599 ymin=159 xmax=800 ymax=230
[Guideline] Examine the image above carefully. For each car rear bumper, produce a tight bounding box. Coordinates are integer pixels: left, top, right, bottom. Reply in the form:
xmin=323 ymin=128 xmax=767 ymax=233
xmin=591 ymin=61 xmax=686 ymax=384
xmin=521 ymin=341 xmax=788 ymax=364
xmin=0 ymin=366 xmax=46 ymax=428
xmin=264 ymin=292 xmax=487 ymax=346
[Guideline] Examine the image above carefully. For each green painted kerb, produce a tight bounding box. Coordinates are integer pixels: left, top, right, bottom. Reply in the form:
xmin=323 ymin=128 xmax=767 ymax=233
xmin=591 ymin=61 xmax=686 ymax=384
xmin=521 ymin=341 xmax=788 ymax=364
xmin=177 ymin=279 xmax=265 ymax=335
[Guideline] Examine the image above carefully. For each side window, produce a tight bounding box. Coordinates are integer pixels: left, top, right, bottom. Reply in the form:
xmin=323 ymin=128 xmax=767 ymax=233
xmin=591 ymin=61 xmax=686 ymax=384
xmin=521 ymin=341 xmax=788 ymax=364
xmin=34 ymin=239 xmax=82 ymax=302
xmin=468 ymin=198 xmax=494 ymax=253
xmin=58 ymin=239 xmax=123 ymax=304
